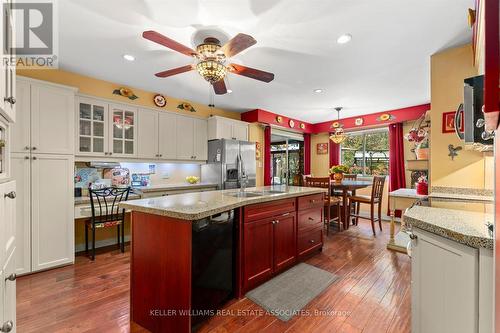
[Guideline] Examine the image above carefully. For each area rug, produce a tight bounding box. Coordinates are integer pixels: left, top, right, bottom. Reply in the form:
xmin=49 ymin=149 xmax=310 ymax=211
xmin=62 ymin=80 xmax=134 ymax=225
xmin=245 ymin=263 xmax=338 ymax=321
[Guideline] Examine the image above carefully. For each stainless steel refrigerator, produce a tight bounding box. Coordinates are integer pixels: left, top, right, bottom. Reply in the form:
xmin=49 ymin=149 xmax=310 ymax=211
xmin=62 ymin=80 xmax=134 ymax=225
xmin=201 ymin=139 xmax=256 ymax=190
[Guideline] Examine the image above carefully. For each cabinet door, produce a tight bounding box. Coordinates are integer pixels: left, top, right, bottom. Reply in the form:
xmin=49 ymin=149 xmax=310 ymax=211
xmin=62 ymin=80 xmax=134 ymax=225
xmin=137 ymin=109 xmax=159 ymax=159
xmin=11 ymin=80 xmax=30 ymax=153
xmin=31 ymin=154 xmax=74 ymax=272
xmin=12 ymin=154 xmax=30 ymax=275
xmin=109 ymin=104 xmax=137 ymax=157
xmin=0 ymin=180 xmax=15 ymax=268
xmin=1 ymin=0 xmax=15 ymax=123
xmin=176 ymin=116 xmax=194 ymax=160
xmin=193 ymin=118 xmax=207 ymax=160
xmin=158 ymin=112 xmax=177 ymax=159
xmin=219 ymin=120 xmax=233 ymax=140
xmin=2 ymin=249 xmax=15 ymax=333
xmin=232 ymin=123 xmax=249 ymax=141
xmin=77 ymin=97 xmax=108 ymax=156
xmin=273 ymin=214 xmax=296 ymax=272
xmin=411 ymin=229 xmax=478 ymax=333
xmin=31 ymin=83 xmax=75 ymax=154
xmin=243 ymin=217 xmax=274 ymax=291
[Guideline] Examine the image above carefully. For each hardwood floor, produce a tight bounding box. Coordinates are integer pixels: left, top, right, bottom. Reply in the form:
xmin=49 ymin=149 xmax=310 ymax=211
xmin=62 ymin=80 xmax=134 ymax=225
xmin=17 ymin=221 xmax=410 ymax=333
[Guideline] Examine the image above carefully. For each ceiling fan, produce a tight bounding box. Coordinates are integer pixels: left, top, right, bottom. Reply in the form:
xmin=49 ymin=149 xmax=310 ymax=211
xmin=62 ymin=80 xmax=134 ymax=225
xmin=142 ymin=30 xmax=275 ymax=95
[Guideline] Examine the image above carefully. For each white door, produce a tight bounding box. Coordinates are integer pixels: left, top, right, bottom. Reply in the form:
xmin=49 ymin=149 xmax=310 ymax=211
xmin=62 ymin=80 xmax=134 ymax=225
xmin=137 ymin=109 xmax=159 ymax=159
xmin=411 ymin=228 xmax=478 ymax=333
xmin=176 ymin=116 xmax=194 ymax=160
xmin=2 ymin=249 xmax=15 ymax=333
xmin=0 ymin=181 xmax=16 ymax=268
xmin=158 ymin=112 xmax=177 ymax=159
xmin=11 ymin=153 xmax=30 ymax=275
xmin=193 ymin=118 xmax=208 ymax=161
xmin=109 ymin=104 xmax=137 ymax=157
xmin=232 ymin=123 xmax=249 ymax=141
xmin=11 ymin=80 xmax=30 ymax=153
xmin=31 ymin=154 xmax=74 ymax=272
xmin=30 ymin=83 xmax=75 ymax=155
xmin=77 ymin=97 xmax=108 ymax=157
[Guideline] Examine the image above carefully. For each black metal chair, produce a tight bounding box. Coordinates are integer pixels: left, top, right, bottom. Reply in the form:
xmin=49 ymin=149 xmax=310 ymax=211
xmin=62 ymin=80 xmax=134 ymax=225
xmin=86 ymin=187 xmax=130 ymax=260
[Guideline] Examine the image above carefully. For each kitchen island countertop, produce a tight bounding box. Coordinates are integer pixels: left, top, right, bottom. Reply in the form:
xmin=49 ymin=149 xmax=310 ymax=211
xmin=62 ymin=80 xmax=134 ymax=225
xmin=119 ymin=186 xmax=327 ymax=220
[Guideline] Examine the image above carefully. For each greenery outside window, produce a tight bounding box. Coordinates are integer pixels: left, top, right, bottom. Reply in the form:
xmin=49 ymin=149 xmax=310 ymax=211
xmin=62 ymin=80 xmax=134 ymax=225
xmin=341 ymin=128 xmax=389 ymax=176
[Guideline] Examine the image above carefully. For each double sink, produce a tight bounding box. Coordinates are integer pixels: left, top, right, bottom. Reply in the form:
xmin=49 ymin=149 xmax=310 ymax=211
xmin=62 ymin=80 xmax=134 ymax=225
xmin=225 ymin=189 xmax=287 ymax=198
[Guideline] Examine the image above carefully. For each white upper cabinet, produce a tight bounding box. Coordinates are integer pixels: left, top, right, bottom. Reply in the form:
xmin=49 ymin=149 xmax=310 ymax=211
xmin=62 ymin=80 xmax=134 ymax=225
xmin=30 ymin=83 xmax=75 ymax=155
xmin=193 ymin=118 xmax=208 ymax=161
xmin=109 ymin=104 xmax=137 ymax=157
xmin=208 ymin=116 xmax=249 ymax=141
xmin=137 ymin=108 xmax=159 ymax=159
xmin=176 ymin=115 xmax=195 ymax=160
xmin=0 ymin=0 xmax=16 ymax=123
xmin=158 ymin=112 xmax=177 ymax=159
xmin=11 ymin=80 xmax=29 ymax=153
xmin=77 ymin=97 xmax=108 ymax=157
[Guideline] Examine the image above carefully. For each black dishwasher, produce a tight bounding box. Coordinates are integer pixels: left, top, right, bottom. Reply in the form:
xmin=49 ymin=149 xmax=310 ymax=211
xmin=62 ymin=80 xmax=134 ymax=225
xmin=191 ymin=210 xmax=235 ymax=329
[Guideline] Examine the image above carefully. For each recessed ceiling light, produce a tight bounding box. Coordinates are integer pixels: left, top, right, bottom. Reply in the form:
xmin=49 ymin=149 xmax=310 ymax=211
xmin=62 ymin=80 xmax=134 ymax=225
xmin=336 ymin=34 xmax=352 ymax=44
xmin=123 ymin=54 xmax=135 ymax=61
xmin=227 ymin=89 xmax=233 ymax=94
xmin=313 ymin=89 xmax=323 ymax=93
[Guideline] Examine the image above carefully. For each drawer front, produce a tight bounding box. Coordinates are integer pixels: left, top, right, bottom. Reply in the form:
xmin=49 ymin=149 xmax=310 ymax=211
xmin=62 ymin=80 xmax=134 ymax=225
xmin=244 ymin=198 xmax=296 ymax=223
xmin=298 ymin=207 xmax=323 ymax=232
xmin=298 ymin=228 xmax=323 ymax=258
xmin=297 ymin=194 xmax=324 ymax=211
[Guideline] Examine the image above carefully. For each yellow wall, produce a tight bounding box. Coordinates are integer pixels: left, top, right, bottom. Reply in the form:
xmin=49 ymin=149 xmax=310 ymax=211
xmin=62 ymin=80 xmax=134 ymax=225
xmin=429 ymin=44 xmax=490 ymax=188
xmin=17 ymin=68 xmax=241 ymax=120
xmin=248 ymin=123 xmax=265 ymax=186
xmin=310 ymin=133 xmax=330 ymax=177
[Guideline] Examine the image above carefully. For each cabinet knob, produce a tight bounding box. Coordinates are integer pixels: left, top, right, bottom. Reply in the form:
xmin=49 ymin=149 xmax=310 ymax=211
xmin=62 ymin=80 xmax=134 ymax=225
xmin=159 ymin=154 xmax=163 ymax=157
xmin=24 ymin=146 xmax=30 ymax=150
xmin=4 ymin=96 xmax=15 ymax=105
xmin=32 ymin=156 xmax=37 ymax=160
xmin=271 ymin=220 xmax=276 ymax=225
xmin=5 ymin=273 xmax=16 ymax=281
xmin=0 ymin=321 xmax=13 ymax=333
xmin=4 ymin=191 xmax=15 ymax=199
xmin=310 ymin=199 xmax=316 ymax=203
xmin=24 ymin=156 xmax=29 ymax=160
xmin=308 ymin=217 xmax=315 ymax=221
xmin=309 ymin=239 xmax=315 ymax=244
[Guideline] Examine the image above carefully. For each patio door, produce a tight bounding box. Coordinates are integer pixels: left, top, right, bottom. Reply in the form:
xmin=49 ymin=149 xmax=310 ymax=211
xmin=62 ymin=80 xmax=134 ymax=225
xmin=270 ymin=129 xmax=304 ymax=186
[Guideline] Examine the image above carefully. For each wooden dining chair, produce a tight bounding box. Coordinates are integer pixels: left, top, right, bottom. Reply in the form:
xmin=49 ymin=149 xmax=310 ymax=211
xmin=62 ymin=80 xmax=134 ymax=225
xmin=304 ymin=177 xmax=342 ymax=234
xmin=332 ymin=174 xmax=358 ymax=223
xmin=301 ymin=174 xmax=311 ymax=186
xmin=348 ymin=176 xmax=386 ymax=236
xmin=87 ymin=186 xmax=131 ymax=260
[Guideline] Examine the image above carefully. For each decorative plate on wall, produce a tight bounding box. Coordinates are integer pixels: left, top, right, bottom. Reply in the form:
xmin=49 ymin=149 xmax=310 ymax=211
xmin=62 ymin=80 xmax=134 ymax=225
xmin=289 ymin=119 xmax=295 ymax=128
xmin=331 ymin=121 xmax=340 ymax=128
xmin=113 ymin=87 xmax=138 ymax=100
xmin=153 ymin=94 xmax=167 ymax=107
xmin=177 ymin=102 xmax=196 ymax=112
xmin=276 ymin=116 xmax=283 ymax=123
xmin=377 ymin=113 xmax=395 ymax=122
xmin=355 ymin=118 xmax=363 ymax=126
xmin=300 ymin=123 xmax=305 ymax=130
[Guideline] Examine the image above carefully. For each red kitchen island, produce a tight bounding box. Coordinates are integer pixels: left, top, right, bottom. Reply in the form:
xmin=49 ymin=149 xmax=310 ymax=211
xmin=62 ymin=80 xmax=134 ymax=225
xmin=119 ymin=186 xmax=326 ymax=333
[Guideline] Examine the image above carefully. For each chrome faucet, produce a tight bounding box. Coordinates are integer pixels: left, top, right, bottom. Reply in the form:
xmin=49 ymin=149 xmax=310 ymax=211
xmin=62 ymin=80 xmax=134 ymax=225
xmin=238 ymin=154 xmax=248 ymax=193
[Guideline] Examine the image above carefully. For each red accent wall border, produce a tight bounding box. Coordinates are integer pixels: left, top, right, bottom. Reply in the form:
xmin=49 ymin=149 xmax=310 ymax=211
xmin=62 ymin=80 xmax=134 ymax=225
xmin=483 ymin=0 xmax=499 ymax=114
xmin=242 ymin=104 xmax=430 ymax=135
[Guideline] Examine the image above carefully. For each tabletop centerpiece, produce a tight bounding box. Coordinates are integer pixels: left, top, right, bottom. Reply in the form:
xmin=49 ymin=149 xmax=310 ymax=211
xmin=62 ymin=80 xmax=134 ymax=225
xmin=329 ymin=165 xmax=350 ymax=182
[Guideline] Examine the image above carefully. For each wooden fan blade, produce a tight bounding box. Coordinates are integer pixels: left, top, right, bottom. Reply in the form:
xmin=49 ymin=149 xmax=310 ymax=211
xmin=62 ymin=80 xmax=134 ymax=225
xmin=143 ymin=30 xmax=197 ymax=57
xmin=229 ymin=64 xmax=274 ymax=83
xmin=155 ymin=65 xmax=194 ymax=78
xmin=213 ymin=80 xmax=227 ymax=95
xmin=221 ymin=33 xmax=257 ymax=57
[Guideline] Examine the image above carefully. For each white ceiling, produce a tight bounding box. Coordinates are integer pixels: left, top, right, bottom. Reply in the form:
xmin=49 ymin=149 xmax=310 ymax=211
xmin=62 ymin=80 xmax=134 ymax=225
xmin=59 ymin=0 xmax=473 ymax=123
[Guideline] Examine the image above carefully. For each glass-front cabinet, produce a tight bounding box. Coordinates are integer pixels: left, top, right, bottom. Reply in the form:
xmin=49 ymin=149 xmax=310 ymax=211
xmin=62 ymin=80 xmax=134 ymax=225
xmin=77 ymin=97 xmax=137 ymax=157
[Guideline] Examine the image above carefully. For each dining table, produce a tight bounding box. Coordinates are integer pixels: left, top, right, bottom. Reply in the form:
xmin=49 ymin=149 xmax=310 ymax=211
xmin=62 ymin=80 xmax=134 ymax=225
xmin=330 ymin=179 xmax=373 ymax=230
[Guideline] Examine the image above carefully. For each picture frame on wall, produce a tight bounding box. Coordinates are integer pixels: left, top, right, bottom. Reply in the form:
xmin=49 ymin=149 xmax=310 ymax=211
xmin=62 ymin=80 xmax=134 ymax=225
xmin=317 ymin=143 xmax=328 ymax=155
xmin=442 ymin=111 xmax=464 ymax=133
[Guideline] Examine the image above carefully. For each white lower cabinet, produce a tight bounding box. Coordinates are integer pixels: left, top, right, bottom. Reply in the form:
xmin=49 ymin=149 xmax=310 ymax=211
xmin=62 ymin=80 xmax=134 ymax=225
xmin=12 ymin=153 xmax=74 ymax=274
xmin=1 ymin=249 xmax=15 ymax=333
xmin=411 ymin=228 xmax=479 ymax=333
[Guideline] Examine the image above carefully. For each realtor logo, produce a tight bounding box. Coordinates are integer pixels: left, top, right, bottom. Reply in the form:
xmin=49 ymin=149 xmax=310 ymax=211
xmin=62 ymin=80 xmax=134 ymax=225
xmin=4 ymin=0 xmax=58 ymax=68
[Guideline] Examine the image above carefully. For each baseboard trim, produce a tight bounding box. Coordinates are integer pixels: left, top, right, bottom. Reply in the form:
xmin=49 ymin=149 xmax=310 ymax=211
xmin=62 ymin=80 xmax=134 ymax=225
xmin=75 ymin=236 xmax=131 ymax=253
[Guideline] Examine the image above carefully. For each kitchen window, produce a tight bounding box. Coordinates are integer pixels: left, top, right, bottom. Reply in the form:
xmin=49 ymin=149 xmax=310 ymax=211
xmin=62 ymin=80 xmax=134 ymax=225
xmin=340 ymin=128 xmax=389 ymax=176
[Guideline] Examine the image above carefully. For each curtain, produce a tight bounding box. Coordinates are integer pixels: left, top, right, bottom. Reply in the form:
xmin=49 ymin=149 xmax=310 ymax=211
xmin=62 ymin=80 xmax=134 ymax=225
xmin=264 ymin=126 xmax=272 ymax=186
xmin=303 ymin=133 xmax=311 ymax=175
xmin=388 ymin=123 xmax=406 ymax=217
xmin=329 ymin=136 xmax=340 ymax=167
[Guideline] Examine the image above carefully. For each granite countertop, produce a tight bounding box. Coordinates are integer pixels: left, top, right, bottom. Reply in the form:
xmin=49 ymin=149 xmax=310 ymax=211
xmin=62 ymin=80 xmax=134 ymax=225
xmin=75 ymin=193 xmax=142 ymax=206
xmin=389 ymin=188 xmax=428 ymax=199
xmin=429 ymin=186 xmax=494 ymax=202
xmin=133 ymin=183 xmax=218 ymax=193
xmin=119 ymin=186 xmax=327 ymax=221
xmin=404 ymin=205 xmax=493 ymax=249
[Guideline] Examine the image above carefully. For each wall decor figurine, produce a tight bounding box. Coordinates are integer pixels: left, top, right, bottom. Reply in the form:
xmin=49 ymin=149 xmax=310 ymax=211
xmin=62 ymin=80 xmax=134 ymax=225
xmin=177 ymin=102 xmax=196 ymax=112
xmin=331 ymin=121 xmax=340 ymax=128
xmin=255 ymin=142 xmax=262 ymax=160
xmin=113 ymin=87 xmax=138 ymax=100
xmin=442 ymin=111 xmax=464 ymax=133
xmin=317 ymin=143 xmax=328 ymax=155
xmin=276 ymin=116 xmax=283 ymax=123
xmin=448 ymin=144 xmax=462 ymax=160
xmin=377 ymin=113 xmax=395 ymax=122
xmin=153 ymin=94 xmax=167 ymax=107
xmin=300 ymin=123 xmax=306 ymax=130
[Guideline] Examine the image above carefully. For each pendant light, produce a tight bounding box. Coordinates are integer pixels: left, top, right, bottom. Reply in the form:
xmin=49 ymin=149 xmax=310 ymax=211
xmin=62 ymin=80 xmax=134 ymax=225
xmin=329 ymin=107 xmax=347 ymax=144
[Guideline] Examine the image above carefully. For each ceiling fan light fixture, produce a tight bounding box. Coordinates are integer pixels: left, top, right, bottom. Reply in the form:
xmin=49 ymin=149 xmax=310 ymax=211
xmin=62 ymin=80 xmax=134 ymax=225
xmin=337 ymin=34 xmax=352 ymax=44
xmin=196 ymin=60 xmax=228 ymax=83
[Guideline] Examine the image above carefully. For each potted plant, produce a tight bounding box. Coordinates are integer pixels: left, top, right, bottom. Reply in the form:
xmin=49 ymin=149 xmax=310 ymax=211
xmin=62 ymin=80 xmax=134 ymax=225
xmin=414 ymin=139 xmax=429 ymax=160
xmin=329 ymin=165 xmax=350 ymax=182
